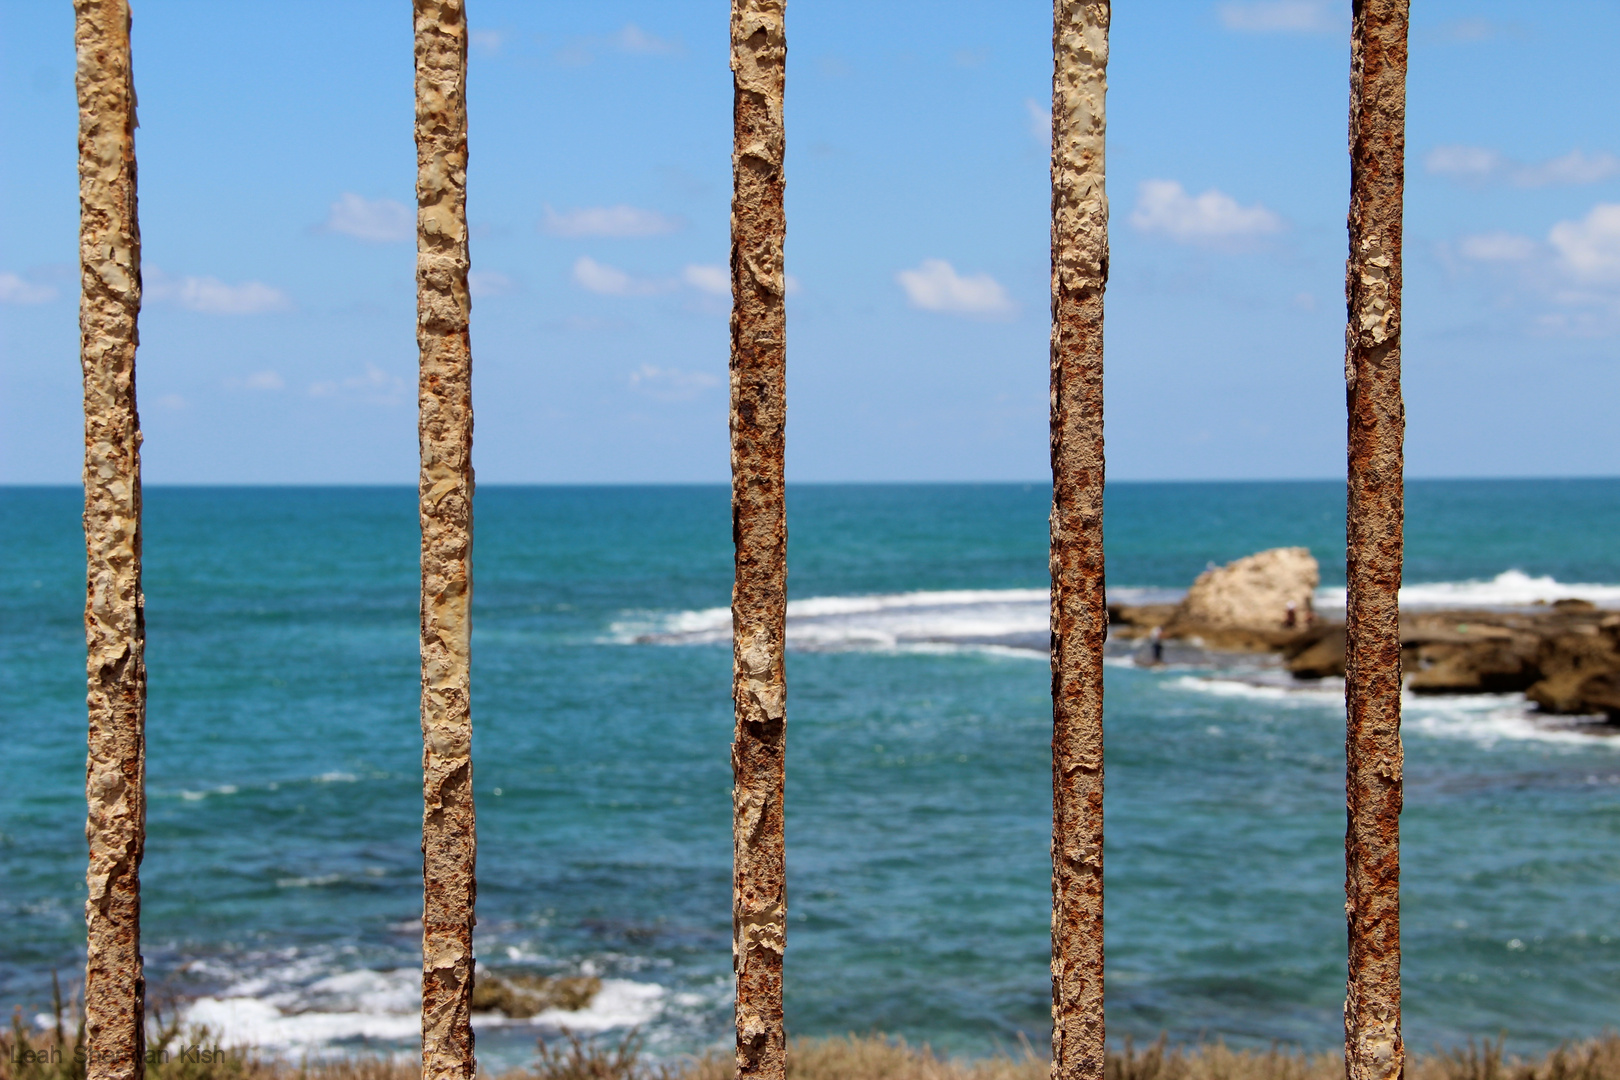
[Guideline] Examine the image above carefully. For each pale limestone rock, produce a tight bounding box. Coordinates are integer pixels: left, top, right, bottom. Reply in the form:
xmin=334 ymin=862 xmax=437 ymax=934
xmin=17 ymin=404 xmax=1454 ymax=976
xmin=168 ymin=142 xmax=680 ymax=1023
xmin=1175 ymin=547 xmax=1319 ymax=630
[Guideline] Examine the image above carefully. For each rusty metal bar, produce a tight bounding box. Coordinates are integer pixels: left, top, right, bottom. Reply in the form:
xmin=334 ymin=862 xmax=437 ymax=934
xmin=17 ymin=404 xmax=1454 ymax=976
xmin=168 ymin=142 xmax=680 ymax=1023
xmin=75 ymin=3 xmax=147 ymax=1078
xmin=728 ymin=2 xmax=788 ymax=1078
xmin=414 ymin=2 xmax=477 ymax=1078
xmin=1049 ymin=4 xmax=1109 ymax=1080
xmin=1344 ymin=3 xmax=1409 ymax=1080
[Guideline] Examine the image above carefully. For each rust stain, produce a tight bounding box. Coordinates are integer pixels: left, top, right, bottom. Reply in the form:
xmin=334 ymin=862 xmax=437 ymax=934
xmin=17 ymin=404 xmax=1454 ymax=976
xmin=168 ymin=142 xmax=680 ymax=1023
xmin=75 ymin=3 xmax=147 ymax=1078
xmin=729 ymin=3 xmax=787 ymax=1080
xmin=1344 ymin=4 xmax=1408 ymax=1080
xmin=415 ymin=3 xmax=476 ymax=1078
xmin=1049 ymin=5 xmax=1108 ymax=1080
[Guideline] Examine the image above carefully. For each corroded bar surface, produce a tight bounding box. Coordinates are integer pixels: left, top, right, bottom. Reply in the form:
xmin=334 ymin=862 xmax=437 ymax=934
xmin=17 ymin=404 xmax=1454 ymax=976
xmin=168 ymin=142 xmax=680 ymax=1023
xmin=1049 ymin=5 xmax=1109 ymax=1080
xmin=1344 ymin=3 xmax=1408 ymax=1080
xmin=76 ymin=3 xmax=147 ymax=1078
xmin=729 ymin=3 xmax=787 ymax=1079
xmin=414 ymin=3 xmax=476 ymax=1078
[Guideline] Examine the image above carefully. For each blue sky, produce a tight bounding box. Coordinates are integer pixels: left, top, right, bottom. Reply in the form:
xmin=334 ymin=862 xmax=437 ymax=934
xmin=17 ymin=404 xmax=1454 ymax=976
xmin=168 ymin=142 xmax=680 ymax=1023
xmin=2 ymin=0 xmax=1618 ymax=483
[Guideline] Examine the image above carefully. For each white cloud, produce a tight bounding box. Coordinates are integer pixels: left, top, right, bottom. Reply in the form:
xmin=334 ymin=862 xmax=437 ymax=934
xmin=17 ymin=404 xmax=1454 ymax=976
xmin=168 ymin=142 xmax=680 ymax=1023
xmin=556 ymin=24 xmax=681 ymax=65
xmin=1218 ymin=1 xmax=1340 ymax=33
xmin=324 ymin=193 xmax=413 ymax=243
xmin=0 ymin=272 xmax=57 ymax=305
xmin=1447 ymin=204 xmax=1620 ymax=335
xmin=1024 ymin=99 xmax=1051 ymax=146
xmin=572 ymin=256 xmax=671 ymax=297
xmin=1549 ymin=204 xmax=1620 ymax=285
xmin=1129 ymin=179 xmax=1284 ymax=246
xmin=469 ymin=29 xmax=504 ymax=53
xmin=573 ymin=257 xmax=635 ymax=295
xmin=469 ymin=271 xmax=515 ymax=297
xmin=615 ymin=23 xmax=679 ymax=55
xmin=1434 ymin=17 xmax=1510 ymax=42
xmin=896 ymin=259 xmax=1014 ymax=317
xmin=627 ymin=364 xmax=719 ymax=401
xmin=682 ymin=264 xmax=729 ymax=296
xmin=1425 ymin=145 xmax=1504 ymax=182
xmin=1520 ymin=150 xmax=1620 ymax=187
xmin=1457 ymin=232 xmax=1537 ymax=262
xmin=543 ymin=204 xmax=680 ymax=238
xmin=244 ymin=370 xmax=285 ymax=391
xmin=1427 ymin=145 xmax=1620 ymax=188
xmin=147 ymin=269 xmax=290 ymax=315
xmin=309 ymin=363 xmax=408 ymax=405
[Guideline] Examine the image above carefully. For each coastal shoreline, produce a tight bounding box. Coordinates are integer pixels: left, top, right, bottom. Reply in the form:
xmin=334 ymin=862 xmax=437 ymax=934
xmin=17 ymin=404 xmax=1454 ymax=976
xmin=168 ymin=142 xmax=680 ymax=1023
xmin=1109 ymin=599 xmax=1620 ymax=722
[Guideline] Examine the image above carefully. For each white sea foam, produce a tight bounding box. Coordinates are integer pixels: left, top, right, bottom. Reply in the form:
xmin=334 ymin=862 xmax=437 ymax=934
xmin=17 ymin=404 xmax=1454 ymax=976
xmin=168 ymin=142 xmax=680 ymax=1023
xmin=313 ymin=771 xmax=359 ymax=784
xmin=178 ymin=958 xmax=666 ymax=1056
xmin=614 ymin=588 xmax=1053 ymax=654
xmin=1316 ymin=569 xmax=1620 ymax=610
xmin=616 ymin=586 xmax=1186 ymax=655
xmin=180 ymin=966 xmax=421 ymax=1053
xmin=173 ymin=783 xmax=243 ymax=802
xmin=1404 ymin=693 xmax=1620 ymax=750
xmin=1169 ymin=675 xmax=1620 ymax=749
xmin=1169 ymin=674 xmax=1346 ymax=709
xmin=618 ymin=572 xmax=1618 ymax=657
xmin=275 ymin=873 xmax=344 ymax=889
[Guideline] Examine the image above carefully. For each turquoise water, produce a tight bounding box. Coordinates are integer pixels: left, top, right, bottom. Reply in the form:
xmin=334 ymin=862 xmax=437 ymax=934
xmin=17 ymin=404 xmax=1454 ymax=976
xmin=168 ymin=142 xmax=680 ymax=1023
xmin=4 ymin=481 xmax=1620 ymax=1062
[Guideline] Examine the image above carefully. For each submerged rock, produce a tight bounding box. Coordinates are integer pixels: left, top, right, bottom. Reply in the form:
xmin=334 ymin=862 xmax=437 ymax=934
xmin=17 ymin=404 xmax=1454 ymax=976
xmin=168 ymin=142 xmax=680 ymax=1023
xmin=470 ymin=971 xmax=601 ymax=1018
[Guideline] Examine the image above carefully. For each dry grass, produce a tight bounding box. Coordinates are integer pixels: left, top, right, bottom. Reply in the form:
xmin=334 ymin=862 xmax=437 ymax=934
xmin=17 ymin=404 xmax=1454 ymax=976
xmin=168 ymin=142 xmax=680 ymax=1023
xmin=8 ymin=1002 xmax=1620 ymax=1080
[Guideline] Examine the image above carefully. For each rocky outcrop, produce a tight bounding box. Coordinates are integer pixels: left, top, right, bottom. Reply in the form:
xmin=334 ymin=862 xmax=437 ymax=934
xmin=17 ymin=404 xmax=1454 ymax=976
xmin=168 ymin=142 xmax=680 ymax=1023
xmin=1106 ymin=549 xmax=1620 ymax=718
xmin=1526 ymin=621 xmax=1620 ymax=717
xmin=1173 ymin=547 xmax=1319 ymax=632
xmin=1401 ymin=612 xmax=1542 ymax=694
xmin=1284 ymin=606 xmax=1620 ymax=718
xmin=1108 ymin=549 xmax=1322 ymax=653
xmin=1285 ymin=625 xmax=1346 ymax=679
xmin=469 ymin=971 xmax=600 ymax=1018
xmin=1106 ymin=548 xmax=1620 ymax=718
xmin=1106 ymin=603 xmax=1176 ymax=635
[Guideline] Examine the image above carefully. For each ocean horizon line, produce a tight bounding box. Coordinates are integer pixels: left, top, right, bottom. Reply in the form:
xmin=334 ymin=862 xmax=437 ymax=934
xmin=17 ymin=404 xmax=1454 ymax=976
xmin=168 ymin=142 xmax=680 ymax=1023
xmin=5 ymin=474 xmax=1620 ymax=490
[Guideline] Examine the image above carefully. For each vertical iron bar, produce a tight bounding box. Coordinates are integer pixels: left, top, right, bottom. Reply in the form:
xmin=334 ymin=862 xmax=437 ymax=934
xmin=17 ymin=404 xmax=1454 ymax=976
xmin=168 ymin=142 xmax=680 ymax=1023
xmin=75 ymin=3 xmax=147 ymax=1078
xmin=1049 ymin=5 xmax=1109 ymax=1080
xmin=728 ymin=3 xmax=788 ymax=1079
xmin=414 ymin=3 xmax=476 ymax=1078
xmin=1344 ymin=3 xmax=1408 ymax=1080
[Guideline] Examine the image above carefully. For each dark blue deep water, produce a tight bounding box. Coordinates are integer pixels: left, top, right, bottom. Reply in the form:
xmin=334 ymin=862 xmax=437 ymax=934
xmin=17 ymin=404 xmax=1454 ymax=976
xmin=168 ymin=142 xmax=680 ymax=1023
xmin=4 ymin=481 xmax=1620 ymax=1062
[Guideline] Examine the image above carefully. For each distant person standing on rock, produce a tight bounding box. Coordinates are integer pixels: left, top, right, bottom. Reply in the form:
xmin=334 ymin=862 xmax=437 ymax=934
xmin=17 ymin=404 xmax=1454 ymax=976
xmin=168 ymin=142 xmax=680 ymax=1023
xmin=1149 ymin=624 xmax=1164 ymax=664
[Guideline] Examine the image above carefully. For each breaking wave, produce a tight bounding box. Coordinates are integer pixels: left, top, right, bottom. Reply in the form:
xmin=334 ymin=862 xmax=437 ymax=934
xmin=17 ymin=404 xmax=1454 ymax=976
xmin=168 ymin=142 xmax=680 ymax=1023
xmin=1169 ymin=675 xmax=1620 ymax=749
xmin=163 ymin=950 xmax=670 ymax=1060
xmin=1316 ymin=569 xmax=1620 ymax=610
xmin=616 ymin=571 xmax=1618 ymax=657
xmin=611 ymin=586 xmax=1180 ymax=655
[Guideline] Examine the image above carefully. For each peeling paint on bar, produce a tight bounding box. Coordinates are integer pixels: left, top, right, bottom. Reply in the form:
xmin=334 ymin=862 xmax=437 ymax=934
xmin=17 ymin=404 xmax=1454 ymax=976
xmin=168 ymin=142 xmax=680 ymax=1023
xmin=1048 ymin=5 xmax=1109 ymax=1080
xmin=75 ymin=3 xmax=147 ymax=1079
xmin=1343 ymin=4 xmax=1408 ymax=1080
xmin=729 ymin=3 xmax=788 ymax=1080
xmin=414 ymin=3 xmax=476 ymax=1079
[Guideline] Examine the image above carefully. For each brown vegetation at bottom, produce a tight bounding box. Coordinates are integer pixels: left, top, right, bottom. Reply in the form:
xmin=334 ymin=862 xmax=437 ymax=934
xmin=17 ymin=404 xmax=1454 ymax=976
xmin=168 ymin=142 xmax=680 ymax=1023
xmin=9 ymin=1019 xmax=1620 ymax=1080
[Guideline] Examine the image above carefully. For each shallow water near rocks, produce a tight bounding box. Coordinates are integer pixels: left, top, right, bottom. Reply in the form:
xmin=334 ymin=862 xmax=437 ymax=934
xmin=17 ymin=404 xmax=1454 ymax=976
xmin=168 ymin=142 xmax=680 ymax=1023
xmin=4 ymin=481 xmax=1620 ymax=1065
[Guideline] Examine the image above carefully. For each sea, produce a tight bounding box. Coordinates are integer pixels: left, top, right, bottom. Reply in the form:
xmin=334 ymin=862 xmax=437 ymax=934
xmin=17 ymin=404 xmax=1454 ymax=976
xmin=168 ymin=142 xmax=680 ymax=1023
xmin=4 ymin=481 xmax=1620 ymax=1066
